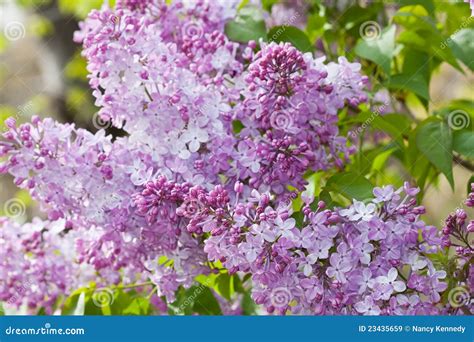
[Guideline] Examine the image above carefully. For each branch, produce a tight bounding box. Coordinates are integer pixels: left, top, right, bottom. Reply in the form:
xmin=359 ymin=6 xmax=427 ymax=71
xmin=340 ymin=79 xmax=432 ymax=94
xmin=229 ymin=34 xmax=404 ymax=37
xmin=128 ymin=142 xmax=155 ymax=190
xmin=453 ymin=155 xmax=474 ymax=172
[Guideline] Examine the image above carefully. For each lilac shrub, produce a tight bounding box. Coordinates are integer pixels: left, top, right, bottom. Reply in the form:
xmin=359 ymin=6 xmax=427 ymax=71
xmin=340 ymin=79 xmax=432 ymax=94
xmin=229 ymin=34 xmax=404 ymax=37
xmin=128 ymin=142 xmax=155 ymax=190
xmin=0 ymin=0 xmax=471 ymax=315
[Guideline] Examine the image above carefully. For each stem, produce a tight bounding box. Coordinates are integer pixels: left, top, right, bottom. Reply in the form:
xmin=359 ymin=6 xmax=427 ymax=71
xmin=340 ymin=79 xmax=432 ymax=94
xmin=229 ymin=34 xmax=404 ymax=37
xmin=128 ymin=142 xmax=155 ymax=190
xmin=144 ymin=86 xmax=153 ymax=102
xmin=110 ymin=282 xmax=154 ymax=290
xmin=453 ymin=155 xmax=474 ymax=172
xmin=147 ymin=287 xmax=157 ymax=299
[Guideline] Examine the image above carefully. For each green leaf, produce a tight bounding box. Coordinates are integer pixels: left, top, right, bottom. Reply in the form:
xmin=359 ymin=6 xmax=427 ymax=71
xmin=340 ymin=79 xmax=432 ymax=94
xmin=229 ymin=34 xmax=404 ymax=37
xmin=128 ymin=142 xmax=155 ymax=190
xmin=102 ymin=289 xmax=134 ymax=315
xmin=233 ymin=275 xmax=245 ymax=294
xmin=215 ymin=274 xmax=234 ymax=301
xmin=292 ymin=211 xmax=305 ymax=228
xmin=441 ymin=3 xmax=474 ymax=34
xmin=394 ymin=5 xmax=462 ymax=71
xmin=189 ymin=286 xmax=222 ymax=315
xmin=402 ymin=49 xmax=430 ymax=82
xmin=453 ymin=131 xmax=474 ymax=158
xmin=372 ymin=113 xmax=412 ymax=142
xmin=401 ymin=49 xmax=431 ymax=108
xmin=448 ymin=28 xmax=474 ymax=71
xmin=431 ymin=39 xmax=463 ymax=72
xmin=58 ymin=0 xmax=104 ymax=19
xmin=416 ymin=120 xmax=454 ymax=188
xmin=306 ymin=12 xmax=326 ymax=42
xmin=122 ymin=298 xmax=151 ymax=315
xmin=168 ymin=287 xmax=192 ymax=315
xmin=399 ymin=0 xmax=435 ymax=15
xmin=267 ymin=26 xmax=313 ymax=52
xmin=225 ymin=14 xmax=266 ymax=43
xmin=406 ymin=129 xmax=435 ymax=192
xmin=325 ymin=172 xmax=374 ymax=201
xmin=338 ymin=3 xmax=383 ymax=32
xmin=371 ymin=148 xmax=397 ymax=172
xmin=317 ymin=190 xmax=338 ymax=209
xmin=238 ymin=0 xmax=250 ymax=10
xmin=354 ymin=25 xmax=396 ymax=75
xmin=232 ymin=120 xmax=244 ymax=134
xmin=62 ymin=288 xmax=94 ymax=316
xmin=65 ymin=52 xmax=89 ymax=81
xmin=242 ymin=292 xmax=257 ymax=315
xmin=261 ymin=0 xmax=278 ymax=11
xmin=348 ymin=111 xmax=411 ymax=146
xmin=387 ymin=73 xmax=429 ymax=101
xmin=394 ymin=5 xmax=433 ymax=31
xmin=397 ymin=31 xmax=428 ymax=50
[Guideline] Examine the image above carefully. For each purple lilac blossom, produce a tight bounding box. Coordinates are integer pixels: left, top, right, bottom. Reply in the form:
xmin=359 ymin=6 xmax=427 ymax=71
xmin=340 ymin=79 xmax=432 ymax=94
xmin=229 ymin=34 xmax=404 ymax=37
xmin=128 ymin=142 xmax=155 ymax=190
xmin=0 ymin=0 xmax=471 ymax=316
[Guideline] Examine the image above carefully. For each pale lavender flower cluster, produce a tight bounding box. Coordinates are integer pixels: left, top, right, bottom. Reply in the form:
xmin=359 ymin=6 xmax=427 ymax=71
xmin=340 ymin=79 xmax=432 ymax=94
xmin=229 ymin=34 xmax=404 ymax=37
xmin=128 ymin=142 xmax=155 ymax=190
xmin=0 ymin=116 xmax=209 ymax=303
xmin=1 ymin=0 xmax=466 ymax=315
xmin=0 ymin=217 xmax=94 ymax=313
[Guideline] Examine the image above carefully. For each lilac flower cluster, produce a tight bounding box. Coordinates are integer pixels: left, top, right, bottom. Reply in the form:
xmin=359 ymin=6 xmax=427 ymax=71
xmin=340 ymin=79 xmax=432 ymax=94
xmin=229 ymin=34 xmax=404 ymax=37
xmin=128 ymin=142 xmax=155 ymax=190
xmin=73 ymin=0 xmax=367 ymax=201
xmin=162 ymin=181 xmax=448 ymax=314
xmin=0 ymin=217 xmax=94 ymax=313
xmin=440 ymin=183 xmax=473 ymax=305
xmin=0 ymin=116 xmax=208 ymax=302
xmin=235 ymin=42 xmax=367 ymax=192
xmin=0 ymin=0 xmax=469 ymax=315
